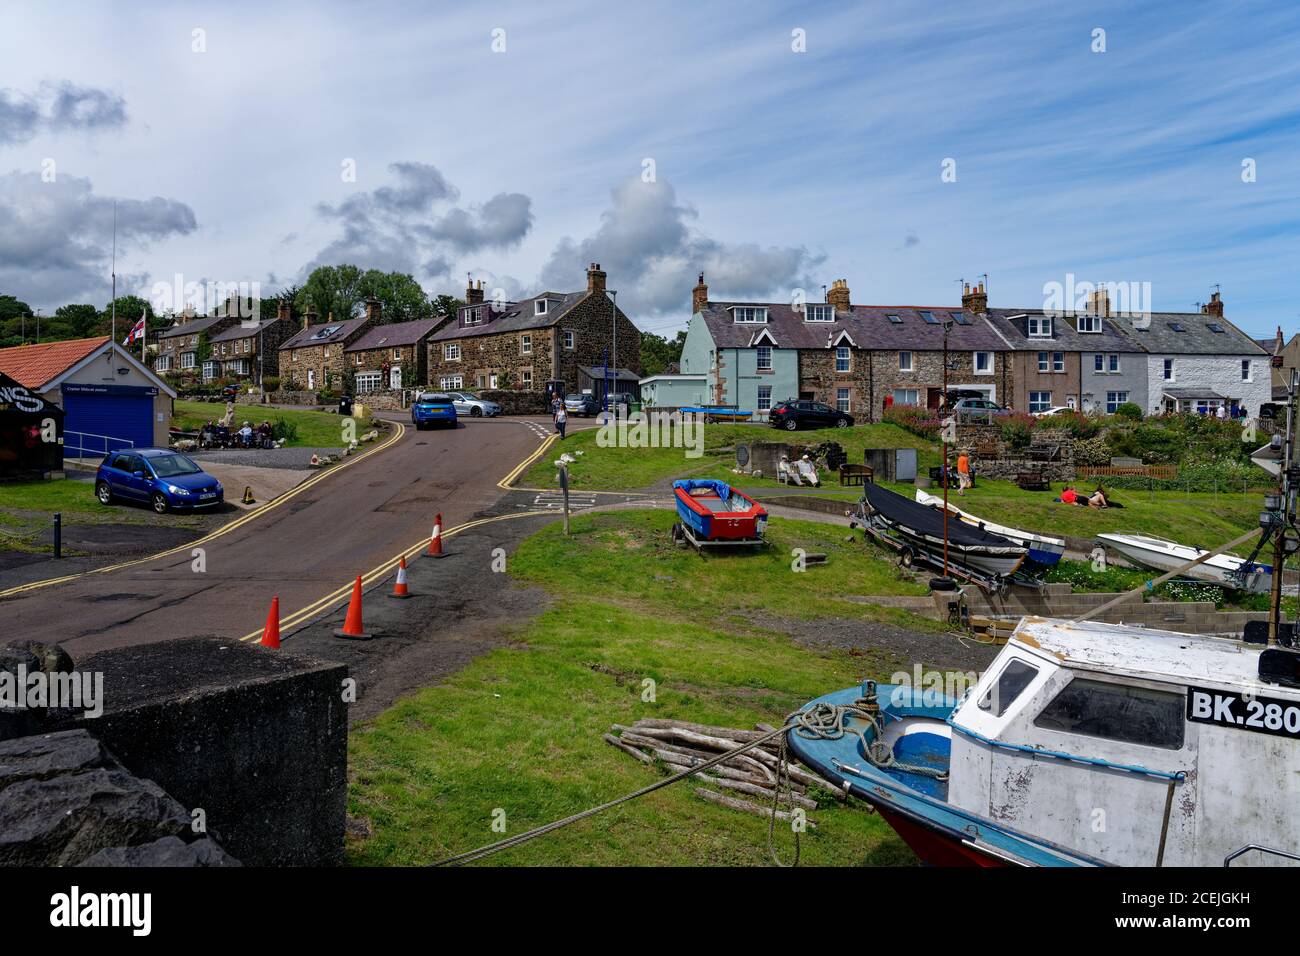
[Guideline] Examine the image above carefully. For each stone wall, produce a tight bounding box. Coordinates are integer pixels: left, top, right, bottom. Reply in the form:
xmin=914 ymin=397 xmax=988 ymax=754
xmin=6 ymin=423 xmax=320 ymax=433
xmin=953 ymin=424 xmax=1076 ymax=482
xmin=798 ymin=349 xmax=871 ymax=417
xmin=480 ymin=389 xmax=549 ymax=415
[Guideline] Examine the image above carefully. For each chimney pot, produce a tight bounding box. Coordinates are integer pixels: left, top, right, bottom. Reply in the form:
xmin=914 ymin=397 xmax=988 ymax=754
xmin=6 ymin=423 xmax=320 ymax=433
xmin=586 ymin=262 xmax=607 ymax=295
xmin=961 ymin=280 xmax=988 ymax=314
xmin=692 ymin=272 xmax=709 ymax=314
xmin=826 ymin=278 xmax=851 ymax=311
xmin=466 ymin=279 xmax=484 ymax=304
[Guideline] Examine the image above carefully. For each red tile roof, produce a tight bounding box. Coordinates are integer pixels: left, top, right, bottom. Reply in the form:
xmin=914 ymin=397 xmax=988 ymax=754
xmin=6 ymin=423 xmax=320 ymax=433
xmin=0 ymin=337 xmax=111 ymax=389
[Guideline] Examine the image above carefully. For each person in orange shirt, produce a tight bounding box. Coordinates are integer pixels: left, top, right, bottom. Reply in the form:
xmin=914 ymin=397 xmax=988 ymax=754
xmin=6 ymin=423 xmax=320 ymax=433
xmin=956 ymin=452 xmax=971 ymax=495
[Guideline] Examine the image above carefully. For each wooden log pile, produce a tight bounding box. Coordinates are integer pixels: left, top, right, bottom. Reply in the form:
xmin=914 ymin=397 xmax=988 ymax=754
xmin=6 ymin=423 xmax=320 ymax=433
xmin=604 ymin=718 xmax=851 ymax=827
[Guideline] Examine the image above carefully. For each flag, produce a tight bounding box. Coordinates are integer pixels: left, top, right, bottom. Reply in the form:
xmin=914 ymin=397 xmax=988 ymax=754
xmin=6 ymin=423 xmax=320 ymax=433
xmin=123 ymin=315 xmax=146 ymax=346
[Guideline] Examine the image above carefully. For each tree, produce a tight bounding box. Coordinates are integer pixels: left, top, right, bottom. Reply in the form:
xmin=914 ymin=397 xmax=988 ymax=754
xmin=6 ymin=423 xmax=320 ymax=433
xmin=194 ymin=330 xmax=212 ymax=366
xmin=639 ymin=330 xmax=686 ymax=376
xmin=357 ymin=270 xmax=431 ymax=322
xmin=55 ymin=304 xmax=100 ymax=338
xmin=431 ymin=294 xmax=464 ymax=319
xmin=296 ymin=265 xmax=364 ymax=323
xmin=99 ymin=295 xmax=155 ymax=340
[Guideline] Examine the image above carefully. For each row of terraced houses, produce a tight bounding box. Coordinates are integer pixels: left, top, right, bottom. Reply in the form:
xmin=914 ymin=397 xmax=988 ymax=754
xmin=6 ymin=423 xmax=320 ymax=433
xmin=150 ymin=263 xmax=1276 ymax=418
xmin=647 ymin=276 xmax=1274 ymax=419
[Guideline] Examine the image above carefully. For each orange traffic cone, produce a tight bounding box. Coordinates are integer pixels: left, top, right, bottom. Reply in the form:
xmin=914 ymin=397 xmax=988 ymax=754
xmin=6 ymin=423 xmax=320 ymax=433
xmin=260 ymin=596 xmax=281 ymax=648
xmin=427 ymin=513 xmax=446 ymax=558
xmin=388 ymin=555 xmax=412 ymax=599
xmin=333 ymin=575 xmax=373 ymax=640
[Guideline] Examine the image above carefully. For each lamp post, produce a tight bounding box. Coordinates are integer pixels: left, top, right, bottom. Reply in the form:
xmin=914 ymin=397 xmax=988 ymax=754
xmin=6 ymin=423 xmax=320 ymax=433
xmin=941 ymin=315 xmax=954 ymax=578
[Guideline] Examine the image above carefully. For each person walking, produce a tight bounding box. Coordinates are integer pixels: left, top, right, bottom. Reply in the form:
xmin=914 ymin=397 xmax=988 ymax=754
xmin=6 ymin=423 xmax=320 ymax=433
xmin=956 ymin=451 xmax=972 ymax=495
xmin=554 ymin=402 xmax=567 ymax=439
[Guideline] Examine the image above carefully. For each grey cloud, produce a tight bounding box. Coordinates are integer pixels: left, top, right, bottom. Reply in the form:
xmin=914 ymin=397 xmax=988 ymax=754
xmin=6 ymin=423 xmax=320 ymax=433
xmin=0 ymin=82 xmax=127 ymax=146
xmin=540 ymin=180 xmax=824 ymax=316
xmin=0 ymin=170 xmax=196 ymax=308
xmin=306 ymin=163 xmax=532 ymax=280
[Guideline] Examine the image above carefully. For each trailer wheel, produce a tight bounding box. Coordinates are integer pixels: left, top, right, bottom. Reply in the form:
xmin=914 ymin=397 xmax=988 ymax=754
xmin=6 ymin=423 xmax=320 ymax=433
xmin=671 ymin=522 xmax=688 ymax=548
xmin=899 ymin=547 xmax=915 ymax=568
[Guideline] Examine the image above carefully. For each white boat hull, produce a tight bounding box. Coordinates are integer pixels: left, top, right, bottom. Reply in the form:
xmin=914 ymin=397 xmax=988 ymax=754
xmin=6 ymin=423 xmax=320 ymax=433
xmin=915 ymin=490 xmax=1065 ymax=565
xmin=1097 ymin=533 xmax=1272 ymax=593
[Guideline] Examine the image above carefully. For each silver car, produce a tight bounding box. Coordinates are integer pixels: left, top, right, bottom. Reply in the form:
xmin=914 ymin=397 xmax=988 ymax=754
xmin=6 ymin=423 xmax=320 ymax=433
xmin=446 ymin=391 xmax=502 ymax=417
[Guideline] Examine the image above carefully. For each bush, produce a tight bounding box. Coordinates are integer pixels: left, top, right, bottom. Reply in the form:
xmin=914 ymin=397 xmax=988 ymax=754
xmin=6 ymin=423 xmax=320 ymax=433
xmin=1037 ymin=409 xmax=1103 ymax=439
xmin=1114 ymin=402 xmax=1143 ymax=421
xmin=271 ymin=418 xmax=299 ymax=443
xmin=1073 ymin=434 xmax=1111 ymax=466
xmin=1000 ymin=412 xmax=1036 ymax=449
xmin=883 ymin=405 xmax=942 ymax=441
xmin=1100 ymin=458 xmax=1268 ymax=492
xmin=262 ymin=375 xmax=281 ymax=392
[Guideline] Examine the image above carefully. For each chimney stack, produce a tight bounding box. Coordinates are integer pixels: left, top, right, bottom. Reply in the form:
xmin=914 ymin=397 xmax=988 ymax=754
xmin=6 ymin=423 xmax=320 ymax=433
xmin=826 ymin=278 xmax=851 ymax=312
xmin=303 ymin=306 xmax=316 ymax=331
xmin=277 ymin=299 xmax=291 ymax=323
xmin=1086 ymin=287 xmax=1111 ymax=317
xmin=364 ymin=296 xmax=382 ymax=324
xmin=692 ymin=272 xmax=708 ymax=314
xmin=587 ymin=262 xmax=607 ymax=295
xmin=961 ymin=280 xmax=988 ymax=314
xmin=1202 ymin=291 xmax=1224 ymax=317
xmin=466 ymin=278 xmax=484 ymax=305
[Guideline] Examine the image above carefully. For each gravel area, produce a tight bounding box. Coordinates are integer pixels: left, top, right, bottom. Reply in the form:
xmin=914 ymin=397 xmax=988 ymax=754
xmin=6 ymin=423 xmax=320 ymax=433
xmin=189 ymin=446 xmax=345 ymax=471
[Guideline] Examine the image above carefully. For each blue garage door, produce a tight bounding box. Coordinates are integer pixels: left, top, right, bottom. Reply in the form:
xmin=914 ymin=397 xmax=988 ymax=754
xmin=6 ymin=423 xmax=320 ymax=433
xmin=62 ymin=390 xmax=154 ymax=457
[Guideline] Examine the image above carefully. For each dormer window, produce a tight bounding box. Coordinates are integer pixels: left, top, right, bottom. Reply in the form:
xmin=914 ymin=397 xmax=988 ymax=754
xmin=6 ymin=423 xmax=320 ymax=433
xmin=732 ymin=306 xmax=768 ymax=324
xmin=1076 ymin=314 xmax=1101 ymax=333
xmin=1028 ymin=315 xmax=1052 ymax=337
xmin=535 ymin=299 xmax=549 ymax=316
xmin=805 ymin=304 xmax=833 ymax=322
xmin=463 ymin=307 xmax=483 ymax=326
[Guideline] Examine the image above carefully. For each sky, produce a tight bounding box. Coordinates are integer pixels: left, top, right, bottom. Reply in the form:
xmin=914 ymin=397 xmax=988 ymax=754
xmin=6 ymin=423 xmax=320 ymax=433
xmin=1 ymin=0 xmax=1299 ymax=338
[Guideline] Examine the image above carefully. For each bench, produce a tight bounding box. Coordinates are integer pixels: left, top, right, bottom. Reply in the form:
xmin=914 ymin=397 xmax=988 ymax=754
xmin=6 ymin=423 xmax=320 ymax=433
xmin=1016 ymin=469 xmax=1050 ymax=491
xmin=838 ymin=463 xmax=873 ymax=486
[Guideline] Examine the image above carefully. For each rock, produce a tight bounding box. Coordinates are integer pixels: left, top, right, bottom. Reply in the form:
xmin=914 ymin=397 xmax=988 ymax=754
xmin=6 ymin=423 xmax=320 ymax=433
xmin=0 ymin=730 xmax=109 ymax=790
xmin=0 ymin=766 xmax=191 ymax=866
xmin=6 ymin=640 xmax=75 ymax=674
xmin=0 ymin=646 xmax=47 ymax=741
xmin=78 ymin=836 xmax=241 ymax=867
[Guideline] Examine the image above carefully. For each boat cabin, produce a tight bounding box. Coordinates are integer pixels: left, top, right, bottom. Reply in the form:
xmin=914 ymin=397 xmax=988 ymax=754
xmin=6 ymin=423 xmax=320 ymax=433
xmin=948 ymin=617 xmax=1300 ymax=866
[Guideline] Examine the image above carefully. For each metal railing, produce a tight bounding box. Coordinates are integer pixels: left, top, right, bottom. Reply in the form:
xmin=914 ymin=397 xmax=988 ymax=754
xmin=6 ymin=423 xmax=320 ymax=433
xmin=1224 ymin=844 xmax=1300 ymax=866
xmin=63 ymin=430 xmax=135 ymax=462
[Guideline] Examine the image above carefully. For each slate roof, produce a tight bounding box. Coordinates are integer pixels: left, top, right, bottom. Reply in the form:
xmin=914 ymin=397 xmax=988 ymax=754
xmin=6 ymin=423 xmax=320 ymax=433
xmin=209 ymin=317 xmax=286 ymax=342
xmin=430 ymin=292 xmax=581 ymax=342
xmin=698 ymin=302 xmax=1006 ymax=351
xmin=1105 ymin=313 xmax=1266 ymax=356
xmin=345 ymin=318 xmax=442 ymax=352
xmin=0 ymin=337 xmax=110 ymax=389
xmin=279 ymin=315 xmax=371 ymax=351
xmin=984 ymin=309 xmax=1145 ymax=352
xmin=156 ymin=315 xmax=230 ymax=339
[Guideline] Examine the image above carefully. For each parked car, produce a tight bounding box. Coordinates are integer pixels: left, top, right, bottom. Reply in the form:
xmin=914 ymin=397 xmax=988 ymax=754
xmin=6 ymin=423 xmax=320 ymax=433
xmin=96 ymin=448 xmax=224 ymax=514
xmin=563 ymin=393 xmax=601 ymax=417
xmin=411 ymin=392 xmax=458 ymax=429
xmin=949 ymin=397 xmax=1009 ymax=421
xmin=446 ymin=391 xmax=502 ymax=418
xmin=1032 ymin=405 xmax=1074 ymax=418
xmin=768 ymin=400 xmax=853 ymax=430
xmin=220 ymin=384 xmax=241 ymax=401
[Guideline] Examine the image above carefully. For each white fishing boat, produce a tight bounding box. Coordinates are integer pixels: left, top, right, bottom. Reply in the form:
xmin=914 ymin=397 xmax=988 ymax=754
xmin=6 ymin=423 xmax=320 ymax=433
xmin=788 ymin=615 xmax=1300 ymax=866
xmin=915 ymin=489 xmax=1065 ymax=566
xmin=1096 ymin=532 xmax=1272 ymax=593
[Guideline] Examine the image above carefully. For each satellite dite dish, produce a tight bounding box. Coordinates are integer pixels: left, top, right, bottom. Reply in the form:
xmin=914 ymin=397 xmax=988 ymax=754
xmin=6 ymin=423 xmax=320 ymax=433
xmin=1251 ymin=435 xmax=1284 ymax=477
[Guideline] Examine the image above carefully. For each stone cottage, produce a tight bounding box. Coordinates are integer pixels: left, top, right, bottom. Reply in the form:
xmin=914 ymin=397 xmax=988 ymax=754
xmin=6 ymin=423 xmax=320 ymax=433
xmin=343 ymin=316 xmax=443 ymax=393
xmin=277 ymin=301 xmax=379 ymax=392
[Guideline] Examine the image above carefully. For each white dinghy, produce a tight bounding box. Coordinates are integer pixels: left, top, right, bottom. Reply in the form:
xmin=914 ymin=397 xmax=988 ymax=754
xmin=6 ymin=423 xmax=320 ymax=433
xmin=1096 ymin=532 xmax=1272 ymax=593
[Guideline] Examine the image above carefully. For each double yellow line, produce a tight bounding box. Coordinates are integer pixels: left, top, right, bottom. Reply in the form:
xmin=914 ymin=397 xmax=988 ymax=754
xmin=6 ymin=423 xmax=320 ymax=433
xmin=236 ymin=510 xmax=543 ymax=643
xmin=0 ymin=421 xmax=407 ymax=599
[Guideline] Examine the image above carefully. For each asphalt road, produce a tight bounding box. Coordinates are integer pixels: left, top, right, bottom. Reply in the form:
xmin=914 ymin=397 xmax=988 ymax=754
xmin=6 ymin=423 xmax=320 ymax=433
xmin=3 ymin=415 xmax=566 ymax=656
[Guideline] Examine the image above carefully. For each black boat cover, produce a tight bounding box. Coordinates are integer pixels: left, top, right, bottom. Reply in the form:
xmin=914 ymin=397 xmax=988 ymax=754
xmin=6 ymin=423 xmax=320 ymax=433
xmin=862 ymin=483 xmax=1022 ymax=551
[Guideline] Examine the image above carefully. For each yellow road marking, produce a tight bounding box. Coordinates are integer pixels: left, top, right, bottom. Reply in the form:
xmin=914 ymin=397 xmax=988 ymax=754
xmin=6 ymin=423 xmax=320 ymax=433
xmin=0 ymin=420 xmax=406 ymax=598
xmin=497 ymin=432 xmax=559 ymax=488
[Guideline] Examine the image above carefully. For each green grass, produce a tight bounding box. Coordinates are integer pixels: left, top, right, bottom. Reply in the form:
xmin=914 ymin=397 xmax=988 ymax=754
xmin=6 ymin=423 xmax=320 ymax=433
xmin=346 ymin=509 xmax=942 ymax=866
xmin=0 ymin=476 xmax=104 ymax=515
xmin=526 ymin=421 xmax=938 ymax=491
xmin=171 ymin=400 xmax=353 ymax=448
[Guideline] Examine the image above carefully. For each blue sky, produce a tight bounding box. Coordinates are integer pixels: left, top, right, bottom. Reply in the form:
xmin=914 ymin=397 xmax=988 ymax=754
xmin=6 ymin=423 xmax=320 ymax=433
xmin=1 ymin=0 xmax=1298 ymax=337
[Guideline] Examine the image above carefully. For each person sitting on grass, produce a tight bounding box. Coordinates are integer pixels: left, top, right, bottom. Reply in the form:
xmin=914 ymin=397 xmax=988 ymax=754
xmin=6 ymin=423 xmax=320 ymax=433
xmin=1059 ymin=484 xmax=1078 ymax=505
xmin=1086 ymin=486 xmax=1110 ymax=509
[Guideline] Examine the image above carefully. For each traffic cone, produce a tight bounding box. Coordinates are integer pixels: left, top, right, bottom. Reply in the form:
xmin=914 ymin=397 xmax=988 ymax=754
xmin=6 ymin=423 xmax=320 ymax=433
xmin=260 ymin=596 xmax=280 ymax=648
xmin=242 ymin=485 xmax=256 ymax=504
xmin=333 ymin=575 xmax=373 ymax=640
xmin=388 ymin=555 xmax=412 ymax=599
xmin=427 ymin=513 xmax=446 ymax=557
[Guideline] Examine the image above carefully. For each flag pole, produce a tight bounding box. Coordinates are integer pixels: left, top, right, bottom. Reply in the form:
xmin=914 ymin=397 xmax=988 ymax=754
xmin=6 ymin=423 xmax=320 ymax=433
xmin=110 ymin=201 xmax=117 ymax=340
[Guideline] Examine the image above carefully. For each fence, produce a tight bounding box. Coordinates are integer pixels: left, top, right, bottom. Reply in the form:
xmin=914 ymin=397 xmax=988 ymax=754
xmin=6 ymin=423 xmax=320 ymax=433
xmin=1077 ymin=464 xmax=1178 ymax=480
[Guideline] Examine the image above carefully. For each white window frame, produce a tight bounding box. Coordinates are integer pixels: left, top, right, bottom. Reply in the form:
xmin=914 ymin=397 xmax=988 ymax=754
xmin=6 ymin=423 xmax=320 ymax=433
xmin=440 ymin=375 xmax=464 ymax=390
xmin=1038 ymin=351 xmax=1049 ymax=372
xmin=563 ymin=329 xmax=575 ymax=350
xmin=893 ymin=388 xmax=920 ymax=407
xmin=181 ymin=352 xmax=196 ymax=369
xmin=835 ymin=346 xmax=851 ymax=372
xmin=805 ymin=304 xmax=834 ymax=322
xmin=535 ymin=299 xmax=549 ymax=316
xmin=836 ymin=387 xmax=851 ymax=413
xmin=1028 ymin=391 xmax=1052 ymax=413
xmin=520 ymin=334 xmax=532 ymax=355
xmin=521 ymin=369 xmax=533 ymax=388
xmin=756 ymin=345 xmax=772 ymax=371
xmin=489 ymin=373 xmax=499 ymax=389
xmin=201 ymin=360 xmax=219 ymax=381
xmin=463 ymin=307 xmax=483 ymax=326
xmin=973 ymin=351 xmax=992 ymax=375
xmin=355 ymin=371 xmax=382 ymax=393
xmin=444 ymin=343 xmax=461 ymax=361
xmin=1241 ymin=359 xmax=1252 ymax=382
xmin=1076 ymin=314 xmax=1101 ymax=333
xmin=898 ymin=350 xmax=913 ymax=372
xmin=1106 ymin=391 xmax=1129 ymax=413
xmin=292 ymin=350 xmax=299 ymax=362
xmin=155 ymin=355 xmax=172 ymax=371
xmin=732 ymin=306 xmax=768 ymax=324
xmin=1028 ymin=315 xmax=1052 ymax=337
xmin=757 ymin=385 xmax=772 ymax=412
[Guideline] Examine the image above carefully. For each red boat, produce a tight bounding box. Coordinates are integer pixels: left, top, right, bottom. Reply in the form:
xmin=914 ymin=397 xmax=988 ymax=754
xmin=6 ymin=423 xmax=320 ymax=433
xmin=671 ymin=479 xmax=769 ymax=549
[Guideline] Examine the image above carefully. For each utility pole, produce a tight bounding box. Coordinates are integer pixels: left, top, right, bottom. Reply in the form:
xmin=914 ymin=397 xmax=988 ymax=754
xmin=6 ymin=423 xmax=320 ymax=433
xmin=609 ymin=289 xmax=618 ymax=415
xmin=941 ymin=315 xmax=953 ymax=577
xmin=1268 ymin=369 xmax=1297 ymax=644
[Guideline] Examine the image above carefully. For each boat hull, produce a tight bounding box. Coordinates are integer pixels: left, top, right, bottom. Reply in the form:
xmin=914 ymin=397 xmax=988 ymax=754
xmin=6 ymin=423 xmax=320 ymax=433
xmin=915 ymin=489 xmax=1064 ymax=567
xmin=672 ymin=479 xmax=768 ymax=541
xmin=1097 ymin=533 xmax=1272 ymax=593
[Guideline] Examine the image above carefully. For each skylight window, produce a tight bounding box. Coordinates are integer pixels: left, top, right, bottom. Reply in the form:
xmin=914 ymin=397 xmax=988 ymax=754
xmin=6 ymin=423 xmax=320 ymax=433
xmin=1168 ymin=322 xmax=1186 ymax=332
xmin=310 ymin=325 xmax=342 ymax=340
xmin=950 ymin=312 xmax=970 ymax=325
xmin=1207 ymin=323 xmax=1225 ymax=333
xmin=887 ymin=313 xmax=903 ymax=324
xmin=919 ymin=311 xmax=939 ymax=324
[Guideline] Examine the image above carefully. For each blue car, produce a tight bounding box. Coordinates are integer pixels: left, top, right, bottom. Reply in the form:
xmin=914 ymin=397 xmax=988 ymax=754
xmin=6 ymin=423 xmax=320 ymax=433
xmin=96 ymin=448 xmax=224 ymax=514
xmin=411 ymin=392 xmax=458 ymax=430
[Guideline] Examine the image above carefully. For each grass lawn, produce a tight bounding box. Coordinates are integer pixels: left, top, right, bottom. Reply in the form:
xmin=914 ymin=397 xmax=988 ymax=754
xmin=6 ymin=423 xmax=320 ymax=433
xmin=0 ymin=475 xmax=103 ymax=515
xmin=347 ymin=510 xmax=940 ymax=866
xmin=524 ymin=421 xmax=938 ymax=491
xmin=171 ymin=400 xmax=354 ymax=448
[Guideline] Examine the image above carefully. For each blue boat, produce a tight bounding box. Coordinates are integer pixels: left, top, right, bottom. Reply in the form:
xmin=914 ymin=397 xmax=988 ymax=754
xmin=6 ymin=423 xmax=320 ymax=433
xmin=680 ymin=405 xmax=754 ymax=423
xmin=672 ymin=479 xmax=768 ymax=549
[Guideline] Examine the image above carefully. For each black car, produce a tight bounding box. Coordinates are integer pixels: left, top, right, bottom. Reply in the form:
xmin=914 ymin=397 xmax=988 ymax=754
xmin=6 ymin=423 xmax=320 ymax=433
xmin=768 ymin=400 xmax=853 ymax=431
